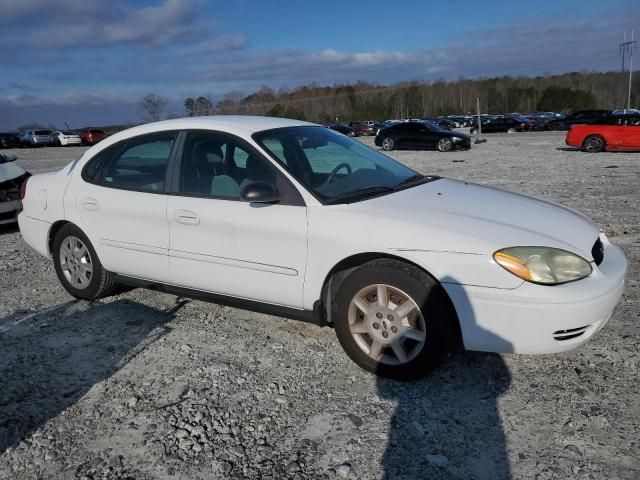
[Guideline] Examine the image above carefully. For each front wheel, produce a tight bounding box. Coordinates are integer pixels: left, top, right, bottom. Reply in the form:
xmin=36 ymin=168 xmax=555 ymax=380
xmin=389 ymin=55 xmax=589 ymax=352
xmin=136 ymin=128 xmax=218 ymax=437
xmin=582 ymin=135 xmax=605 ymax=153
xmin=381 ymin=137 xmax=395 ymax=151
xmin=333 ymin=259 xmax=453 ymax=380
xmin=436 ymin=138 xmax=453 ymax=152
xmin=52 ymin=224 xmax=117 ymax=300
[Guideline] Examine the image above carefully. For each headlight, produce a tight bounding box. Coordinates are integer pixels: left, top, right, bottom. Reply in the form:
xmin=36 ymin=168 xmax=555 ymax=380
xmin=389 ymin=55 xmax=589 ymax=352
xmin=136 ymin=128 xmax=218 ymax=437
xmin=493 ymin=246 xmax=592 ymax=285
xmin=451 ymin=136 xmax=462 ymax=142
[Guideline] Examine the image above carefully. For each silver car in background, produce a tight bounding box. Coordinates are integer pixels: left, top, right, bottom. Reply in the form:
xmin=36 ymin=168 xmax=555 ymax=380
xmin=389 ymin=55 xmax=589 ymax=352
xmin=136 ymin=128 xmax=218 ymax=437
xmin=20 ymin=129 xmax=52 ymax=147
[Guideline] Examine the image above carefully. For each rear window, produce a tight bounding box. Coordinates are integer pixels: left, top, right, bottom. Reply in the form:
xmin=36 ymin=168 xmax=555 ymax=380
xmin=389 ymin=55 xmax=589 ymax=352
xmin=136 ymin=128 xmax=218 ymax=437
xmin=89 ymin=129 xmax=104 ymax=134
xmin=35 ymin=130 xmax=51 ymax=135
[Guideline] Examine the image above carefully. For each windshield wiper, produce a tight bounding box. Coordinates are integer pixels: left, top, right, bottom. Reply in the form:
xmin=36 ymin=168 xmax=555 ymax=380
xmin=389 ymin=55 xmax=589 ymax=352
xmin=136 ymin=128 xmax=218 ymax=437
xmin=325 ymin=185 xmax=396 ymax=205
xmin=397 ymin=173 xmax=425 ymax=187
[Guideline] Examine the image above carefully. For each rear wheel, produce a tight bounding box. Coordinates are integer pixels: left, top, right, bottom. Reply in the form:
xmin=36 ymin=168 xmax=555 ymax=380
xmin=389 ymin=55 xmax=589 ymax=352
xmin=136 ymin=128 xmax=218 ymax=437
xmin=436 ymin=138 xmax=453 ymax=152
xmin=582 ymin=135 xmax=605 ymax=153
xmin=333 ymin=259 xmax=452 ymax=379
xmin=52 ymin=224 xmax=117 ymax=300
xmin=381 ymin=137 xmax=395 ymax=151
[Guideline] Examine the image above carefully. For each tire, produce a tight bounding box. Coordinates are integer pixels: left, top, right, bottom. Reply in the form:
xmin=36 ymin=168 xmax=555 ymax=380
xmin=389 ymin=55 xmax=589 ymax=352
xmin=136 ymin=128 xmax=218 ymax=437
xmin=436 ymin=138 xmax=453 ymax=152
xmin=333 ymin=259 xmax=453 ymax=380
xmin=381 ymin=137 xmax=395 ymax=151
xmin=582 ymin=135 xmax=605 ymax=153
xmin=52 ymin=224 xmax=117 ymax=300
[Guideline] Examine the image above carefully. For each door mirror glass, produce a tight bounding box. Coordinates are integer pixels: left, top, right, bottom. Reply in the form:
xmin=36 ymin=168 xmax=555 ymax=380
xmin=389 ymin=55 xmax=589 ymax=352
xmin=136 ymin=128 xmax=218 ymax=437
xmin=240 ymin=181 xmax=280 ymax=204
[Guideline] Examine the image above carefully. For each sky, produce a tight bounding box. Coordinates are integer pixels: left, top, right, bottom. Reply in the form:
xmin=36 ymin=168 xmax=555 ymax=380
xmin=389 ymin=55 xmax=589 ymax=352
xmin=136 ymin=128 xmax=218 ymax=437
xmin=1 ymin=0 xmax=639 ymax=129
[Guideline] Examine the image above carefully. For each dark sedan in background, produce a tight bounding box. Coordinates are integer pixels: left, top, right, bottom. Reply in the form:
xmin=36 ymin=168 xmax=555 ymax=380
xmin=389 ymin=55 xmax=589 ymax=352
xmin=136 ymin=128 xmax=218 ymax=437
xmin=374 ymin=121 xmax=471 ymax=151
xmin=0 ymin=133 xmax=22 ymax=149
xmin=471 ymin=117 xmax=532 ymax=133
xmin=347 ymin=121 xmax=376 ymax=136
xmin=325 ymin=123 xmax=358 ymax=136
xmin=544 ymin=110 xmax=611 ymax=131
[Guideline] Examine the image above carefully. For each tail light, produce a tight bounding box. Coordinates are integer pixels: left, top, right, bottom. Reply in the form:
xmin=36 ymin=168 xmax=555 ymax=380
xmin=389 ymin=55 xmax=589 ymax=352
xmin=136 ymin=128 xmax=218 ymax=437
xmin=521 ymin=123 xmax=526 ymax=128
xmin=19 ymin=177 xmax=29 ymax=200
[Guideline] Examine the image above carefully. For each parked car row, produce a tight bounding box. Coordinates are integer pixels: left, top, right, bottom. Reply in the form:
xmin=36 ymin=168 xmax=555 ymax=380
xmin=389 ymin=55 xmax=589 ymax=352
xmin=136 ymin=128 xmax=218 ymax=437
xmin=0 ymin=128 xmax=107 ymax=148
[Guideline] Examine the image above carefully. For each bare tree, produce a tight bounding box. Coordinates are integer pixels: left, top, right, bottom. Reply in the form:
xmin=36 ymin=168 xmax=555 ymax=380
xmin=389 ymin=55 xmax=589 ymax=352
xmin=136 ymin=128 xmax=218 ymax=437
xmin=139 ymin=93 xmax=169 ymax=122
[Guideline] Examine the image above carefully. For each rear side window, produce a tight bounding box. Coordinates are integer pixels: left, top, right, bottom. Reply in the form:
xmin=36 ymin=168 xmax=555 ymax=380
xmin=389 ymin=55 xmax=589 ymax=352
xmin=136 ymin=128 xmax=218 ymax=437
xmin=99 ymin=133 xmax=176 ymax=192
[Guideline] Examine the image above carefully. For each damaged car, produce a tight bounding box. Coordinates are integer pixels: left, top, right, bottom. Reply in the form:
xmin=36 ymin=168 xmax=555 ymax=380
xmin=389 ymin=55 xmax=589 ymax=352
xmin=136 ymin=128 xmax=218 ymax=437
xmin=0 ymin=153 xmax=31 ymax=225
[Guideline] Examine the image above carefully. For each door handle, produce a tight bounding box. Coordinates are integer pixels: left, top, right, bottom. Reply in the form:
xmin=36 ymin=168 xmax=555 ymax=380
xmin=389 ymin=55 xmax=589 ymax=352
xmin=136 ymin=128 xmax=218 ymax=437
xmin=174 ymin=209 xmax=200 ymax=225
xmin=80 ymin=197 xmax=99 ymax=211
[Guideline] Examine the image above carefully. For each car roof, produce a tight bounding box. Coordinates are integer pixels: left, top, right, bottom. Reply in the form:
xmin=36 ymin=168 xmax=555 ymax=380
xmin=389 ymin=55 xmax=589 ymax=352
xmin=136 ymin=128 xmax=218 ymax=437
xmin=101 ymin=116 xmax=316 ymax=146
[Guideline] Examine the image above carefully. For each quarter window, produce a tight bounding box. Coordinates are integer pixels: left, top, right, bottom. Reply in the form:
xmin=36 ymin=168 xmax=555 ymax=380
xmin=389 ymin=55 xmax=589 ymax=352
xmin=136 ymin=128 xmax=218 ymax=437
xmin=100 ymin=133 xmax=176 ymax=192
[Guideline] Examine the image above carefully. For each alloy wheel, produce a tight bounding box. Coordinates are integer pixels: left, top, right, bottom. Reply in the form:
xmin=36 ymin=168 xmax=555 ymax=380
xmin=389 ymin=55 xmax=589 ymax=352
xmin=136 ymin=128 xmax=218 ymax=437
xmin=347 ymin=284 xmax=427 ymax=365
xmin=382 ymin=137 xmax=394 ymax=151
xmin=59 ymin=235 xmax=93 ymax=289
xmin=437 ymin=138 xmax=453 ymax=152
xmin=584 ymin=136 xmax=604 ymax=152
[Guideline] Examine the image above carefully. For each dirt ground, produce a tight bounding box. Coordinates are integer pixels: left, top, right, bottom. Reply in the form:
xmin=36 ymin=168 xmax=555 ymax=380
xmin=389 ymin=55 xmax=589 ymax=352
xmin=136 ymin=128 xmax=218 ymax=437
xmin=0 ymin=131 xmax=638 ymax=480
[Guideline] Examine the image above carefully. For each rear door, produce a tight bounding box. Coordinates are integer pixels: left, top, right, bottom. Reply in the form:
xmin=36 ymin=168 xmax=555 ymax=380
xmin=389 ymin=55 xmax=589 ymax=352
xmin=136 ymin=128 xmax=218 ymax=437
xmin=167 ymin=130 xmax=308 ymax=308
xmin=72 ymin=131 xmax=176 ymax=283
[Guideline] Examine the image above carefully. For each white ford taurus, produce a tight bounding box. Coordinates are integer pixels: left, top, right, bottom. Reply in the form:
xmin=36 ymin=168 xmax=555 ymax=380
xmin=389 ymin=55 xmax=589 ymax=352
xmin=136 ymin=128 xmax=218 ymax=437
xmin=18 ymin=116 xmax=627 ymax=379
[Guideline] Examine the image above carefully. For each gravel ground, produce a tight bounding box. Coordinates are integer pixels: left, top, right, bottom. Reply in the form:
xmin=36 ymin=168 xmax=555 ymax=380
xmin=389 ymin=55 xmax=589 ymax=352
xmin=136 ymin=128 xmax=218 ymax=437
xmin=0 ymin=132 xmax=638 ymax=480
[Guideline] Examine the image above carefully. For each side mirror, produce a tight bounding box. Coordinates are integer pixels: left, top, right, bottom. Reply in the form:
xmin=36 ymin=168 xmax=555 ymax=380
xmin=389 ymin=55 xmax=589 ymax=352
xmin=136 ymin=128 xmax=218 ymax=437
xmin=240 ymin=181 xmax=280 ymax=204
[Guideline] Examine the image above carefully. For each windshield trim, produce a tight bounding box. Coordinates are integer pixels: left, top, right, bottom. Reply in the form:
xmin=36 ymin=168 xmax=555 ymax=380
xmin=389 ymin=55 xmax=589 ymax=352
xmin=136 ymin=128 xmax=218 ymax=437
xmin=252 ymin=125 xmax=440 ymax=206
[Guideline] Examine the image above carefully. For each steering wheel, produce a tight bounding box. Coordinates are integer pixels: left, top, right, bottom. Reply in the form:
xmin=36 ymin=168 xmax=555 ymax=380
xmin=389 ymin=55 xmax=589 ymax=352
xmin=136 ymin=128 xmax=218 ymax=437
xmin=323 ymin=162 xmax=352 ymax=186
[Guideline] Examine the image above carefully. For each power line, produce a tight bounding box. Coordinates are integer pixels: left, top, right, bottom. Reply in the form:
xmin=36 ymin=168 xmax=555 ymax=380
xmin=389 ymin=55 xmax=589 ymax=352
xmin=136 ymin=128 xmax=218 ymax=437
xmin=619 ymin=30 xmax=637 ymax=109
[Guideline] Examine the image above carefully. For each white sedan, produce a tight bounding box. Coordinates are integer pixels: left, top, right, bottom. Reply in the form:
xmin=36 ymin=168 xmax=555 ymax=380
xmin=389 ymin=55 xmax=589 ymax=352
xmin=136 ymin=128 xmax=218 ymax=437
xmin=18 ymin=116 xmax=627 ymax=379
xmin=49 ymin=130 xmax=82 ymax=146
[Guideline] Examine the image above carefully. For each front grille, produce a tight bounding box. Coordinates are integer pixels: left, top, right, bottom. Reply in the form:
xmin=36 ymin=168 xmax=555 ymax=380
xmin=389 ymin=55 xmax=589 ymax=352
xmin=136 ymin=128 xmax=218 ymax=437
xmin=553 ymin=325 xmax=589 ymax=341
xmin=592 ymin=238 xmax=604 ymax=265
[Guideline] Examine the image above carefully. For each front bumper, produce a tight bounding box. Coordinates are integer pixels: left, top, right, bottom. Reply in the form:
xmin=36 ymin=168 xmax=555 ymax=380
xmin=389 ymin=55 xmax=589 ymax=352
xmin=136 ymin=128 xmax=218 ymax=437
xmin=0 ymin=200 xmax=20 ymax=225
xmin=444 ymin=235 xmax=627 ymax=354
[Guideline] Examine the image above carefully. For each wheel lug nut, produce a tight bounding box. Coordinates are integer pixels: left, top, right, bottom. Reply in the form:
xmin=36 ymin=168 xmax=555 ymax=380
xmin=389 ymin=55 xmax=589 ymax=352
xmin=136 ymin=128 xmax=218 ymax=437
xmin=391 ymin=326 xmax=398 ymax=333
xmin=387 ymin=314 xmax=394 ymax=321
xmin=376 ymin=312 xmax=383 ymax=319
xmin=382 ymin=331 xmax=389 ymax=338
xmin=373 ymin=323 xmax=380 ymax=330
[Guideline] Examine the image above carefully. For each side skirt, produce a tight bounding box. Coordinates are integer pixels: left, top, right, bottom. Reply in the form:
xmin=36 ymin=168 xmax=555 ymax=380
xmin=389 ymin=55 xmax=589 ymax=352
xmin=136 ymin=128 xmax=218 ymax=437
xmin=113 ymin=274 xmax=325 ymax=326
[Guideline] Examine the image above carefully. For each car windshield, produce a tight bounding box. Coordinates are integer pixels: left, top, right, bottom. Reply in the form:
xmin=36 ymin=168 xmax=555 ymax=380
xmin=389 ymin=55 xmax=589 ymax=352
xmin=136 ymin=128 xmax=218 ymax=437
xmin=420 ymin=120 xmax=444 ymax=132
xmin=253 ymin=126 xmax=438 ymax=204
xmin=61 ymin=130 xmax=76 ymax=135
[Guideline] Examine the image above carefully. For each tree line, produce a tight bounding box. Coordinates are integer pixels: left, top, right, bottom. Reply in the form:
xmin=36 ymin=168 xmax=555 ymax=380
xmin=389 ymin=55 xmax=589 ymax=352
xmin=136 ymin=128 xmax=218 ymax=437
xmin=141 ymin=71 xmax=638 ymax=123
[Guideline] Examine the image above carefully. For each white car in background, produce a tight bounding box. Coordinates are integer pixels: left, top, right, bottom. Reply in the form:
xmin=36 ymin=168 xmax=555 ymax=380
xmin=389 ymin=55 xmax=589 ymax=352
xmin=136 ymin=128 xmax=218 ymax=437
xmin=18 ymin=116 xmax=627 ymax=379
xmin=49 ymin=130 xmax=82 ymax=146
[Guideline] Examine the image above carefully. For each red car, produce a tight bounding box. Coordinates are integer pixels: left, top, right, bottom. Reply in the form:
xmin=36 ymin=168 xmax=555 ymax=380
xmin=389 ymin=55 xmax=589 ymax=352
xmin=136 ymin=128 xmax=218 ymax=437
xmin=566 ymin=114 xmax=640 ymax=152
xmin=79 ymin=128 xmax=106 ymax=146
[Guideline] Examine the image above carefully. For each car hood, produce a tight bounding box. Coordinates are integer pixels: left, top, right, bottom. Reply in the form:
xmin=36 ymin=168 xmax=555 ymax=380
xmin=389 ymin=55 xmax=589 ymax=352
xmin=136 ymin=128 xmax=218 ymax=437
xmin=0 ymin=162 xmax=27 ymax=182
xmin=352 ymin=178 xmax=600 ymax=258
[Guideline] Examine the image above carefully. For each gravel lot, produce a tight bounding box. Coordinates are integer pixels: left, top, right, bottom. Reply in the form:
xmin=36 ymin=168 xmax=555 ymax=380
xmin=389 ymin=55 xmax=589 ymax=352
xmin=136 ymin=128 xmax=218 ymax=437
xmin=0 ymin=132 xmax=638 ymax=480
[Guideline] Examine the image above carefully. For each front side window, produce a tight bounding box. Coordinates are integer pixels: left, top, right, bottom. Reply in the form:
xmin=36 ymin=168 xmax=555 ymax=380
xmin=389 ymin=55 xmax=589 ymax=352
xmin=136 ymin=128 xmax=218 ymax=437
xmin=179 ymin=131 xmax=276 ymax=199
xmin=100 ymin=132 xmax=176 ymax=192
xmin=254 ymin=126 xmax=437 ymax=204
